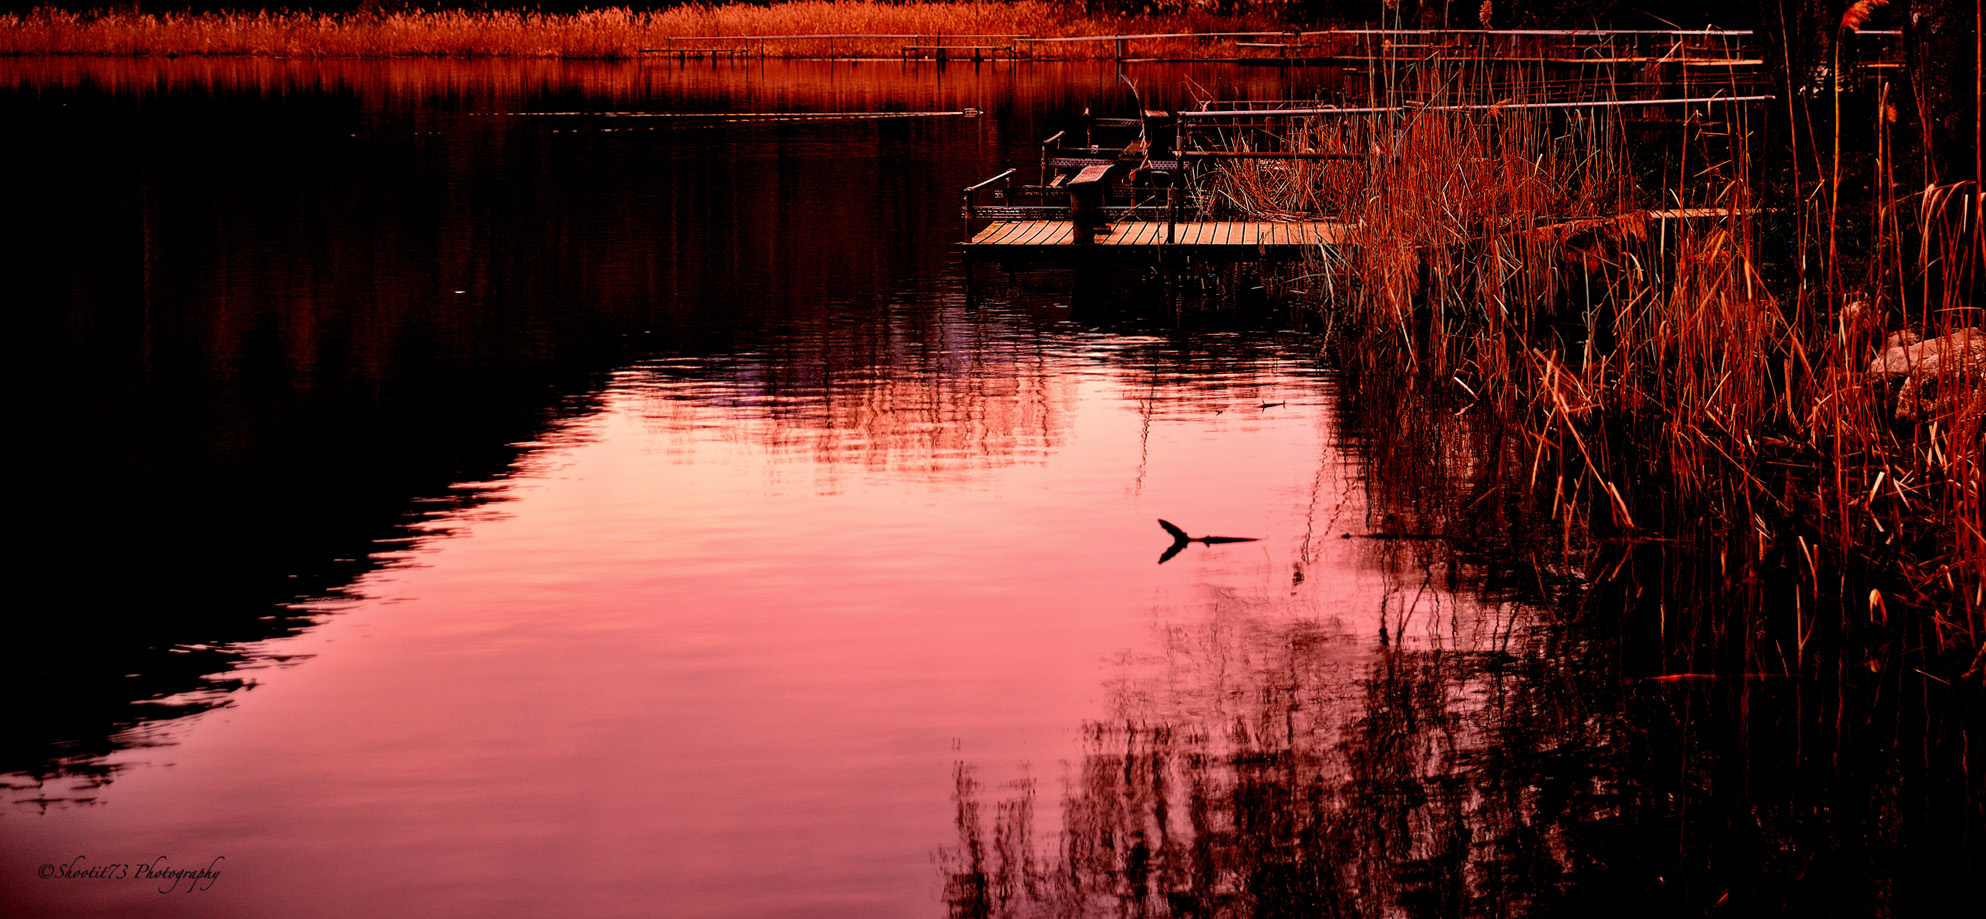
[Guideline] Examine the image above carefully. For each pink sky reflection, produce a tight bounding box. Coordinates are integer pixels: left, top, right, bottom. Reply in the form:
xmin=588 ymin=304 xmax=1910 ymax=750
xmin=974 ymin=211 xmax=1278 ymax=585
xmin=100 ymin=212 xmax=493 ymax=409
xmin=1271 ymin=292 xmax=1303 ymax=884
xmin=1 ymin=353 xmax=1489 ymax=919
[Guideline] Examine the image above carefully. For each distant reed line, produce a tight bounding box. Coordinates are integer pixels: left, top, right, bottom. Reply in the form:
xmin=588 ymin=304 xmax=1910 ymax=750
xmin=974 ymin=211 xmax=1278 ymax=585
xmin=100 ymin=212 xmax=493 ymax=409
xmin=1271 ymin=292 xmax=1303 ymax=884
xmin=0 ymin=4 xmax=1282 ymax=59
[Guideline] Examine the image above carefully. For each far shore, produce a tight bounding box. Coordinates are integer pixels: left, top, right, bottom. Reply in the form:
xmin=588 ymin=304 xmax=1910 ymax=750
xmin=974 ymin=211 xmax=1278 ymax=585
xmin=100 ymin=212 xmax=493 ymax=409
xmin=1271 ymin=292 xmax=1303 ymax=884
xmin=0 ymin=4 xmax=1299 ymax=59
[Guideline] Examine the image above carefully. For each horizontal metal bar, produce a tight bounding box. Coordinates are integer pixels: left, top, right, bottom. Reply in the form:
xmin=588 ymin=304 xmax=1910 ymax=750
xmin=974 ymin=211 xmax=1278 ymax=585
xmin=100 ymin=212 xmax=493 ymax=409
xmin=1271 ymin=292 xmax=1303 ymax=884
xmin=1180 ymin=94 xmax=1773 ymax=119
xmin=962 ymin=206 xmax=1181 ymax=218
xmin=964 ymin=168 xmax=1018 ymax=193
xmin=1183 ymin=150 xmax=1366 ymax=160
xmin=1020 ymin=32 xmax=1287 ymax=43
xmin=1019 ymin=29 xmax=1751 ymax=43
xmin=614 ymin=29 xmax=1760 ymax=45
xmin=1295 ymin=29 xmax=1753 ymax=37
xmin=660 ymin=33 xmax=1022 ymax=41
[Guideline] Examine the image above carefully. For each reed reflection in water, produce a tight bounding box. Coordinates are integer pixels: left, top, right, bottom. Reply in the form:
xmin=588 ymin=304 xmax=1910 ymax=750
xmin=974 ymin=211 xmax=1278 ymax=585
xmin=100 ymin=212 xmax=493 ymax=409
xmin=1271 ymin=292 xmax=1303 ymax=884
xmin=939 ymin=369 xmax=1983 ymax=919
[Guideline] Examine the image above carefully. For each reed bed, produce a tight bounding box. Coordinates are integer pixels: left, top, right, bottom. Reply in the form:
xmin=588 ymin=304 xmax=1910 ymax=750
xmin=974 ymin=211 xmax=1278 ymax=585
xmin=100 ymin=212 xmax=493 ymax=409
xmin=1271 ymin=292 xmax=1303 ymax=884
xmin=1212 ymin=59 xmax=1984 ymax=675
xmin=0 ymin=5 xmax=1281 ymax=59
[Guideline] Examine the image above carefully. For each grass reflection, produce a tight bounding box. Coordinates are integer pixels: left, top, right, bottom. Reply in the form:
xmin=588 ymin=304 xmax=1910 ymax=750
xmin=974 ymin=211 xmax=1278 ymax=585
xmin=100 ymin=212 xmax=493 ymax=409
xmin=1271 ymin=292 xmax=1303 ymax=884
xmin=940 ymin=366 xmax=1981 ymax=918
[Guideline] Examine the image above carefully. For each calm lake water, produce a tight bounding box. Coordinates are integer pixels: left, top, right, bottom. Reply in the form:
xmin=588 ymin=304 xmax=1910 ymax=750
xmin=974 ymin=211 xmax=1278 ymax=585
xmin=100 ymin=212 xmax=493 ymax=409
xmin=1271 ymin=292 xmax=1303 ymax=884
xmin=3 ymin=57 xmax=1979 ymax=918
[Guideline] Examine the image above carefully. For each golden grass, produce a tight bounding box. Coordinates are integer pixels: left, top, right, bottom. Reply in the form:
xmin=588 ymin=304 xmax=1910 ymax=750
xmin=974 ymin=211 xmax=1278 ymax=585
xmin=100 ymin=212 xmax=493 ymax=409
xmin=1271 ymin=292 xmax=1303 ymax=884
xmin=0 ymin=5 xmax=1284 ymax=59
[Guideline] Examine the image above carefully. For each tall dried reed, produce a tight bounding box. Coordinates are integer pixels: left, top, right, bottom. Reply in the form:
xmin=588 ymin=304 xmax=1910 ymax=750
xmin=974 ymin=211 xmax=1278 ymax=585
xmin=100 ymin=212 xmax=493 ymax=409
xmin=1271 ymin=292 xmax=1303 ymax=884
xmin=1224 ymin=58 xmax=1983 ymax=674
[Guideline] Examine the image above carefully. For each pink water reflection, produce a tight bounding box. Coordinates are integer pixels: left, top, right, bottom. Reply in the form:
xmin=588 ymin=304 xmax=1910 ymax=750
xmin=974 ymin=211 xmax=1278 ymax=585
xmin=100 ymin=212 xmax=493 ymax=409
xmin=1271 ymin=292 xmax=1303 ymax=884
xmin=3 ymin=344 xmax=1489 ymax=918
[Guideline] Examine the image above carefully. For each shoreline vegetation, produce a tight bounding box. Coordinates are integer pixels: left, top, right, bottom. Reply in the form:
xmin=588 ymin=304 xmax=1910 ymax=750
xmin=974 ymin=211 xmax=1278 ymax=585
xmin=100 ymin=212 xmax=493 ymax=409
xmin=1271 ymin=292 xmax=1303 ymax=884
xmin=1209 ymin=52 xmax=1983 ymax=677
xmin=0 ymin=4 xmax=1287 ymax=58
xmin=9 ymin=5 xmax=1981 ymax=677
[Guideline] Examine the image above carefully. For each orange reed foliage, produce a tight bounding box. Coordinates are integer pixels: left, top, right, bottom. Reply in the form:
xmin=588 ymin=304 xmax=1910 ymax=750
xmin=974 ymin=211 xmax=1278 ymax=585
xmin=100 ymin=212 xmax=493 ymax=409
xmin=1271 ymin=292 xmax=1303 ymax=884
xmin=1227 ymin=61 xmax=1983 ymax=671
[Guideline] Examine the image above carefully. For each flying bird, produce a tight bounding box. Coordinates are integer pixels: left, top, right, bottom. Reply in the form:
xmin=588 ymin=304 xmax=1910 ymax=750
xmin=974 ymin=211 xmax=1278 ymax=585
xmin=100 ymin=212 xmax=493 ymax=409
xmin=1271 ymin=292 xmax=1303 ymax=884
xmin=1157 ymin=519 xmax=1259 ymax=564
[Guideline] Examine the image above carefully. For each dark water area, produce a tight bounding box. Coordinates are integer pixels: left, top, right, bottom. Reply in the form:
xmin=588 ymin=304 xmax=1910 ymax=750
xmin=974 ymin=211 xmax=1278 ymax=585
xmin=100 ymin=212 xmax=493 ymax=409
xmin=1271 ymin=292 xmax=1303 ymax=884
xmin=2 ymin=57 xmax=1978 ymax=918
xmin=8 ymin=55 xmax=1179 ymax=776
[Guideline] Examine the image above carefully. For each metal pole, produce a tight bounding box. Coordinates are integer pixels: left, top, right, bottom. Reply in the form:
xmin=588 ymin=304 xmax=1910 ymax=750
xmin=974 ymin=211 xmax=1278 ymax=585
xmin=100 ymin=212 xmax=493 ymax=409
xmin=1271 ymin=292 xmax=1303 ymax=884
xmin=1167 ymin=184 xmax=1178 ymax=244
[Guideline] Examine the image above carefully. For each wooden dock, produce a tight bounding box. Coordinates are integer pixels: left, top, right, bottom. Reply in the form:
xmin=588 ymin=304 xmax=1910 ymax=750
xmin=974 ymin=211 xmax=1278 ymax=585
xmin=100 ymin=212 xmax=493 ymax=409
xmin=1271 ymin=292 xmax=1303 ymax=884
xmin=960 ymin=86 xmax=1762 ymax=266
xmin=967 ymin=219 xmax=1347 ymax=251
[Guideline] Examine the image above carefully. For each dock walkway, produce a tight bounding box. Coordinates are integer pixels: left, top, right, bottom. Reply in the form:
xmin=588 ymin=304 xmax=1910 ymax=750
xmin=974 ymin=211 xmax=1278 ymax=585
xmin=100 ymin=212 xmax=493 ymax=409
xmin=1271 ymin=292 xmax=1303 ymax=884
xmin=967 ymin=220 xmax=1347 ymax=251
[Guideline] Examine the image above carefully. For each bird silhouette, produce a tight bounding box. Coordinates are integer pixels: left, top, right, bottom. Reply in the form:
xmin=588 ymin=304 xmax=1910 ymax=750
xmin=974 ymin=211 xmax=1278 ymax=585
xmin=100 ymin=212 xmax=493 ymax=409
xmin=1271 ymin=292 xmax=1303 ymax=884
xmin=1157 ymin=519 xmax=1259 ymax=564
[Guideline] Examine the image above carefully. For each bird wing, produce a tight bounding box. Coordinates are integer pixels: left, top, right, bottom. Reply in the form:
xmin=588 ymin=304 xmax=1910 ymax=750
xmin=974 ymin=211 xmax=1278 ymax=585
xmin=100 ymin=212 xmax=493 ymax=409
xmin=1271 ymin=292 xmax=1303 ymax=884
xmin=1157 ymin=519 xmax=1188 ymax=541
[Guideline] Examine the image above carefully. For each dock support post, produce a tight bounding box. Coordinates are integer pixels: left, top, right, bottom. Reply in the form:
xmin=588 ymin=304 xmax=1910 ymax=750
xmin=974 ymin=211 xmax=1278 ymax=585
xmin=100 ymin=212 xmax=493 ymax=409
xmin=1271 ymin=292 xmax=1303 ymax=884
xmin=1167 ymin=184 xmax=1178 ymax=244
xmin=1115 ymin=37 xmax=1127 ymax=62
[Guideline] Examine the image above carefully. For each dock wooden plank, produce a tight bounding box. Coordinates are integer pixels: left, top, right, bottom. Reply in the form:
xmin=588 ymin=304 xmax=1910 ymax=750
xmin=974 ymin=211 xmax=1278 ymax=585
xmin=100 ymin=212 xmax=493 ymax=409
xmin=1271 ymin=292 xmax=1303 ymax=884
xmin=971 ymin=210 xmax=1730 ymax=251
xmin=969 ymin=220 xmax=1347 ymax=250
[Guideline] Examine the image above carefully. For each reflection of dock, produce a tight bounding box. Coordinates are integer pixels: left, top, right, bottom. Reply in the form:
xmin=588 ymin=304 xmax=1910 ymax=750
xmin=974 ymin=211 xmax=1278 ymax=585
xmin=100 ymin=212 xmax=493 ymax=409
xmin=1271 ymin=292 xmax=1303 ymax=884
xmin=967 ymin=219 xmax=1346 ymax=252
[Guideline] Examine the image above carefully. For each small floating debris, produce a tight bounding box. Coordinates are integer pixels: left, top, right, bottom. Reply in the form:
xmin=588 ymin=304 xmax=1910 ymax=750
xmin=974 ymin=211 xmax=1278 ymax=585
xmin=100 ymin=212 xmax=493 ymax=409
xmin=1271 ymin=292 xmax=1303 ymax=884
xmin=1157 ymin=519 xmax=1260 ymax=564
